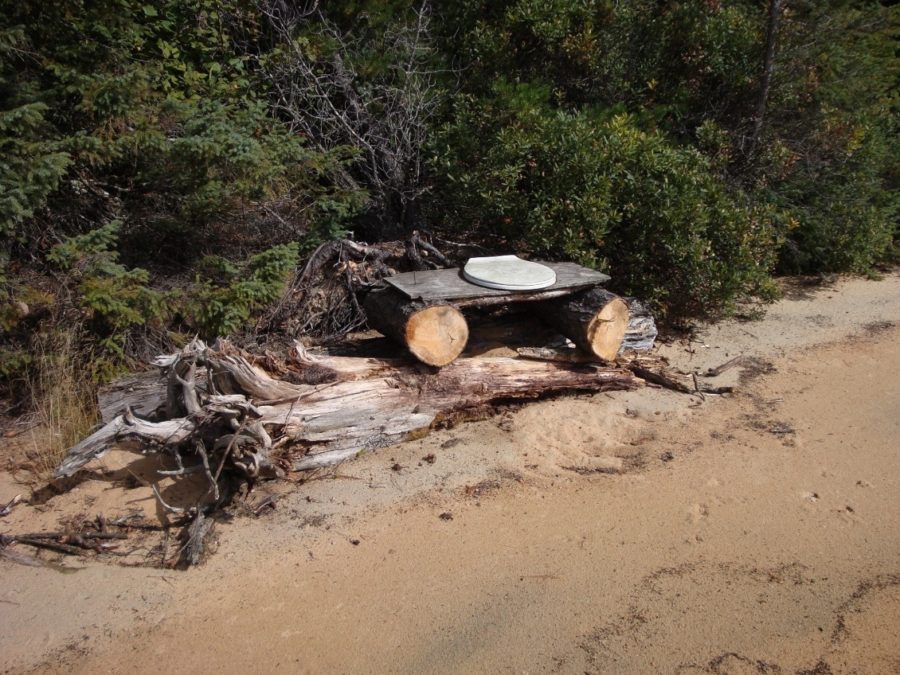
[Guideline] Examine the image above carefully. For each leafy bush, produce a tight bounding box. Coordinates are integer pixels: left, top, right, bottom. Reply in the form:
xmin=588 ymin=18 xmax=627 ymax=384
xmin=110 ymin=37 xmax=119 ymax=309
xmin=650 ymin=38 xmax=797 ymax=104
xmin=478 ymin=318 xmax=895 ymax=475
xmin=47 ymin=221 xmax=168 ymax=378
xmin=0 ymin=0 xmax=364 ymax=262
xmin=431 ymin=83 xmax=778 ymax=318
xmin=434 ymin=0 xmax=897 ymax=283
xmin=775 ymin=121 xmax=896 ymax=274
xmin=44 ymin=224 xmax=300 ymax=373
xmin=185 ymin=243 xmax=299 ymax=339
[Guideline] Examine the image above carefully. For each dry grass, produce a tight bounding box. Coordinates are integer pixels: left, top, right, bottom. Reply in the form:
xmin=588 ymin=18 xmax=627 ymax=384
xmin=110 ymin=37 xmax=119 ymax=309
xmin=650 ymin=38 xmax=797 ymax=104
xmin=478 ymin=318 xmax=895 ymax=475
xmin=25 ymin=331 xmax=98 ymax=481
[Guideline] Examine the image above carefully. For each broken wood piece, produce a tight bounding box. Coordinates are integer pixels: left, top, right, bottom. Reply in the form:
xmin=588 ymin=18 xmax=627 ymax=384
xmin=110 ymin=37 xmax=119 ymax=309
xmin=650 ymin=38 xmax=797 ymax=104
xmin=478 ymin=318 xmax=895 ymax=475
xmin=515 ymin=347 xmax=595 ymax=364
xmin=56 ymin=410 xmax=197 ymax=478
xmin=0 ymin=494 xmax=23 ymax=517
xmin=538 ymin=287 xmax=629 ymax=361
xmin=628 ymin=365 xmax=694 ymax=394
xmin=362 ymin=286 xmax=468 ymax=366
xmin=704 ymin=355 xmax=746 ymax=377
xmin=177 ymin=511 xmax=214 ymax=568
xmin=621 ymin=298 xmax=658 ymax=353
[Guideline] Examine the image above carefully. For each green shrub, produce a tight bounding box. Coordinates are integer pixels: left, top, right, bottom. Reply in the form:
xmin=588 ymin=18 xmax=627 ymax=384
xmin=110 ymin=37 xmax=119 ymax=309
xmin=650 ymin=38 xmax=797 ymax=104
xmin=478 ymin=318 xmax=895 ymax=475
xmin=46 ymin=223 xmax=300 ymax=371
xmin=47 ymin=221 xmax=168 ymax=378
xmin=431 ymin=84 xmax=778 ymax=318
xmin=435 ymin=0 xmax=897 ymax=284
xmin=185 ymin=243 xmax=299 ymax=339
xmin=775 ymin=121 xmax=896 ymax=274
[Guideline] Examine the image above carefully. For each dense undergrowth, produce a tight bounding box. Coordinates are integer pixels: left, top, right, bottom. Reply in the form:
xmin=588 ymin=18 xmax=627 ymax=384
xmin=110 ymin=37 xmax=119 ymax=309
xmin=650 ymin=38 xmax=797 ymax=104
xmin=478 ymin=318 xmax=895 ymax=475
xmin=0 ymin=1 xmax=897 ymax=458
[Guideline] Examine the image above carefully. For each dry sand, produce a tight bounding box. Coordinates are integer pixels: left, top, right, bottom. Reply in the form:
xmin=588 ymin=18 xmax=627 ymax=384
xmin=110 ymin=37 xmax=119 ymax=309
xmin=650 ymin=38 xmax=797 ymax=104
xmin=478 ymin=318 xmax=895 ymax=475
xmin=1 ymin=272 xmax=899 ymax=674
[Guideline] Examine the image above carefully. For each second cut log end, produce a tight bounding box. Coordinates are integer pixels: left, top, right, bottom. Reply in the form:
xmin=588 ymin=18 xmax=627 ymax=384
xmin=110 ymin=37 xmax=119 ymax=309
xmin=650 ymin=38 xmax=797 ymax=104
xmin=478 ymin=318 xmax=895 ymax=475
xmin=405 ymin=305 xmax=469 ymax=367
xmin=586 ymin=296 xmax=629 ymax=361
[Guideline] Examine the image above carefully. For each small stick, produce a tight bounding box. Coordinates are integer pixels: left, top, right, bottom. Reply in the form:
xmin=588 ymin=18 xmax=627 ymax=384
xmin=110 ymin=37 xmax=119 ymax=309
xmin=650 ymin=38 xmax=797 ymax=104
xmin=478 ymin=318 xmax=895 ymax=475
xmin=0 ymin=494 xmax=23 ymax=517
xmin=12 ymin=531 xmax=127 ymax=542
xmin=629 ymin=365 xmax=693 ymax=394
xmin=253 ymin=495 xmax=278 ymax=515
xmin=150 ymin=483 xmax=186 ymax=515
xmin=12 ymin=537 xmax=84 ymax=556
xmin=692 ymin=373 xmax=706 ymax=400
xmin=516 ymin=347 xmax=595 ymax=364
xmin=159 ymin=528 xmax=170 ymax=568
xmin=195 ymin=440 xmax=218 ymax=502
xmin=158 ymin=464 xmax=203 ymax=477
xmin=212 ymin=417 xmax=248 ymax=487
xmin=704 ymin=355 xmax=746 ymax=377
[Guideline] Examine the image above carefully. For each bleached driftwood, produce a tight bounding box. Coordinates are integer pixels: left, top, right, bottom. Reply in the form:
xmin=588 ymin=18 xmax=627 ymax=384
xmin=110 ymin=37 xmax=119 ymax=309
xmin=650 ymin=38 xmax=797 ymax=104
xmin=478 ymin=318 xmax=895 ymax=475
xmin=57 ymin=340 xmax=637 ymax=479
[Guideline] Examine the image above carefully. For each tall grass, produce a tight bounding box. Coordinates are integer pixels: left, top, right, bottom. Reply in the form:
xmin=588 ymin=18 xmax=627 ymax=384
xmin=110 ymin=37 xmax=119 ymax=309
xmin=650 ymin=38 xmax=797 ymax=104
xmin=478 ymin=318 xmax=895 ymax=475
xmin=26 ymin=331 xmax=97 ymax=480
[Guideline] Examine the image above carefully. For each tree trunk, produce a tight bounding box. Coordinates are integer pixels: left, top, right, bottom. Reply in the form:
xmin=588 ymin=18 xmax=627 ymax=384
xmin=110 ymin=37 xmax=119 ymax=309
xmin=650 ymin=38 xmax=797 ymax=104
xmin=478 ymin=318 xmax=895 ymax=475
xmin=362 ymin=286 xmax=469 ymax=366
xmin=537 ymin=287 xmax=629 ymax=361
xmin=750 ymin=0 xmax=784 ymax=155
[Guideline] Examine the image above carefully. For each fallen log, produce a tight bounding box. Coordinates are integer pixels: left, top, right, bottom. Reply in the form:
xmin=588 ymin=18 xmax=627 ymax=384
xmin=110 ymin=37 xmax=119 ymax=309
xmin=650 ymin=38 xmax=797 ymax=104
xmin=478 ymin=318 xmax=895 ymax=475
xmin=362 ymin=286 xmax=469 ymax=367
xmin=538 ymin=287 xmax=629 ymax=361
xmin=274 ymin=356 xmax=637 ymax=470
xmin=57 ymin=342 xmax=637 ymax=479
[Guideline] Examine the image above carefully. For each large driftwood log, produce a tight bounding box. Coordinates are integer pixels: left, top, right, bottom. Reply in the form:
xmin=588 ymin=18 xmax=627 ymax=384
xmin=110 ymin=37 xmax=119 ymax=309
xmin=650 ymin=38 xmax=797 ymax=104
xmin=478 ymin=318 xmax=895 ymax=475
xmin=272 ymin=355 xmax=636 ymax=470
xmin=57 ymin=341 xmax=636 ymax=478
xmin=362 ymin=286 xmax=469 ymax=366
xmin=538 ymin=287 xmax=629 ymax=361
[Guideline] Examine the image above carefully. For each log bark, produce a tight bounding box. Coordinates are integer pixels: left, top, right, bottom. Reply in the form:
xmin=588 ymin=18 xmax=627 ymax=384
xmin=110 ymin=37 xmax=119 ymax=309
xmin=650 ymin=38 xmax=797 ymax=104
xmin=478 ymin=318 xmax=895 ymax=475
xmin=362 ymin=286 xmax=468 ymax=366
xmin=621 ymin=298 xmax=658 ymax=353
xmin=538 ymin=287 xmax=629 ymax=361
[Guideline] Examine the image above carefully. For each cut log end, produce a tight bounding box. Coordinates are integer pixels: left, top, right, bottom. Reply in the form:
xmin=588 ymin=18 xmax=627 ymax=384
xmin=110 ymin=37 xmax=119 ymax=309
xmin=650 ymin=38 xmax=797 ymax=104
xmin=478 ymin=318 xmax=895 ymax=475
xmin=363 ymin=287 xmax=470 ymax=366
xmin=586 ymin=297 xmax=629 ymax=361
xmin=537 ymin=287 xmax=630 ymax=362
xmin=405 ymin=305 xmax=469 ymax=367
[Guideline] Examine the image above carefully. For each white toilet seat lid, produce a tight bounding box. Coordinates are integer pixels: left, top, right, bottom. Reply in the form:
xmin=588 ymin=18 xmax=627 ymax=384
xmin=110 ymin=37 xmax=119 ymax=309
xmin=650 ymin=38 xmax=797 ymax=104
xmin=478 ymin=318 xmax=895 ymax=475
xmin=462 ymin=255 xmax=557 ymax=291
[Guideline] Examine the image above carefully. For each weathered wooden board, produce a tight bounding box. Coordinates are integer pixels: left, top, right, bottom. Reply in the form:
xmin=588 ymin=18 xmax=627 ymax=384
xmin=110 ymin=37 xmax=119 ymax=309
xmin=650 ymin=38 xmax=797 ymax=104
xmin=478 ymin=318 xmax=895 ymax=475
xmin=384 ymin=262 xmax=610 ymax=306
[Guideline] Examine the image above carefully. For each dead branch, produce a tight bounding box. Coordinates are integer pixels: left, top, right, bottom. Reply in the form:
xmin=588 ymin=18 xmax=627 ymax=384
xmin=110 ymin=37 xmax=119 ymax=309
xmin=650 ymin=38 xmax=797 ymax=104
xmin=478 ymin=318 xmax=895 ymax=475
xmin=260 ymin=2 xmax=443 ymax=232
xmin=704 ymin=355 xmax=747 ymax=377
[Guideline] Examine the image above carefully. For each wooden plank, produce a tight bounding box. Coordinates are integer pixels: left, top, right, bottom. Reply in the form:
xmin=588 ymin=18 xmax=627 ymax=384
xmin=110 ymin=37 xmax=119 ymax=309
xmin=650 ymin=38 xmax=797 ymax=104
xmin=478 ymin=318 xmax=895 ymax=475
xmin=384 ymin=262 xmax=610 ymax=304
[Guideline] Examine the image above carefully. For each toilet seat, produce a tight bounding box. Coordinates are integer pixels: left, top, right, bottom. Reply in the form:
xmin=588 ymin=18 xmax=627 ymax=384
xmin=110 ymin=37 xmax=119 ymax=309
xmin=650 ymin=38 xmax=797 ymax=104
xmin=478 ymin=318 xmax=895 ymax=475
xmin=462 ymin=255 xmax=557 ymax=291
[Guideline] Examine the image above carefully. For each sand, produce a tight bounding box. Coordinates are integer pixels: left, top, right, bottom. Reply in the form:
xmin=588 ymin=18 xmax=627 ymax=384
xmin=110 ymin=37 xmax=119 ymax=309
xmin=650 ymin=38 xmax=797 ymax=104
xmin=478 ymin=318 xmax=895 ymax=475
xmin=1 ymin=271 xmax=899 ymax=674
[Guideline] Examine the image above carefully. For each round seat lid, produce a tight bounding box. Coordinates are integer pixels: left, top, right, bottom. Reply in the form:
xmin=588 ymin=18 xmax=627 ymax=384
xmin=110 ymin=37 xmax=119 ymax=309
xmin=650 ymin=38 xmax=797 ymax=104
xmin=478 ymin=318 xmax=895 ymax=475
xmin=462 ymin=255 xmax=557 ymax=291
